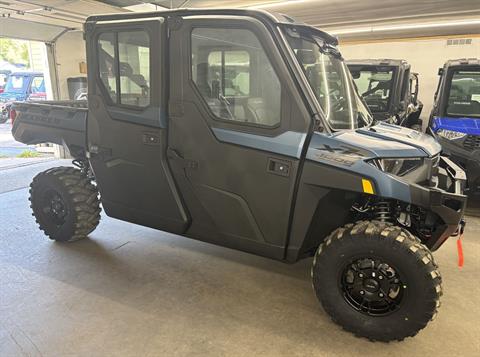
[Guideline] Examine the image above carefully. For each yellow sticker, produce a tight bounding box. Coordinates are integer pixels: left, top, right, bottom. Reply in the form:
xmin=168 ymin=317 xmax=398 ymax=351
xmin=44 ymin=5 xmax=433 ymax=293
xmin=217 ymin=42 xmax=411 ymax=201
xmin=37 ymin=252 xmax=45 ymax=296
xmin=362 ymin=179 xmax=374 ymax=194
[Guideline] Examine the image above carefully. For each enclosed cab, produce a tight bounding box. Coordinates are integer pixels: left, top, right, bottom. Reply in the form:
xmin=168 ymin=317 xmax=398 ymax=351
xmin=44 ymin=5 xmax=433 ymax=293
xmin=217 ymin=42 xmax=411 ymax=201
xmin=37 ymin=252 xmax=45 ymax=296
xmin=0 ymin=71 xmax=46 ymax=123
xmin=347 ymin=59 xmax=423 ymax=129
xmin=10 ymin=9 xmax=466 ymax=342
xmin=429 ymin=58 xmax=480 ymax=194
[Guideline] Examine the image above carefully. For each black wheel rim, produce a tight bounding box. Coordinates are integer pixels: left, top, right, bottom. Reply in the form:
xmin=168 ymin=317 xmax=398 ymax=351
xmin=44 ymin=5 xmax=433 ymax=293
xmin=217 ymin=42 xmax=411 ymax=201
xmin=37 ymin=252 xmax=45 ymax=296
xmin=41 ymin=189 xmax=68 ymax=226
xmin=340 ymin=257 xmax=404 ymax=316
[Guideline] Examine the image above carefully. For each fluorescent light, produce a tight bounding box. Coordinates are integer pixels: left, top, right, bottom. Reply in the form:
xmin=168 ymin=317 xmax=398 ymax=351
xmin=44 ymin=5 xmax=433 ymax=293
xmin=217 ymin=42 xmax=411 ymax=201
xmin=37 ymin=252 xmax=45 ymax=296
xmin=329 ymin=18 xmax=480 ymax=35
xmin=249 ymin=0 xmax=313 ymax=9
xmin=125 ymin=4 xmax=165 ymax=12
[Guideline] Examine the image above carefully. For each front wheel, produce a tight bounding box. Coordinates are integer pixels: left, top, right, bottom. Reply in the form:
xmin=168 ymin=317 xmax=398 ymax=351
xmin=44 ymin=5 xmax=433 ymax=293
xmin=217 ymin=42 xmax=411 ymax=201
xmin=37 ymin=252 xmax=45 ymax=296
xmin=312 ymin=220 xmax=442 ymax=342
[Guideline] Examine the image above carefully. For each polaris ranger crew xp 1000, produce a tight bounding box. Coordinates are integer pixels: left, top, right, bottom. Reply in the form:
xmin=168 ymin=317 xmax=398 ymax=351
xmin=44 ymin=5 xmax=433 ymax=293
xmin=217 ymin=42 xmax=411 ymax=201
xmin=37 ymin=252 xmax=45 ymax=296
xmin=347 ymin=59 xmax=423 ymax=130
xmin=429 ymin=58 xmax=480 ymax=194
xmin=12 ymin=9 xmax=466 ymax=342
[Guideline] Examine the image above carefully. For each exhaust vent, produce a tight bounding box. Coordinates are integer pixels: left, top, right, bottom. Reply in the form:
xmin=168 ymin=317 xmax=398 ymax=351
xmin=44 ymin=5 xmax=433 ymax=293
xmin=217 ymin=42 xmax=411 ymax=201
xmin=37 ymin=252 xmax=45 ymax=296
xmin=446 ymin=38 xmax=472 ymax=46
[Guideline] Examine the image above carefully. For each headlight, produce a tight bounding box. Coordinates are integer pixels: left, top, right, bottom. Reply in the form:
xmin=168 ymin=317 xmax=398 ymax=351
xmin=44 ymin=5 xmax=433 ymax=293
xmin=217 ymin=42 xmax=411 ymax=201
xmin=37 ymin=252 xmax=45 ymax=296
xmin=436 ymin=129 xmax=466 ymax=140
xmin=368 ymin=157 xmax=424 ymax=176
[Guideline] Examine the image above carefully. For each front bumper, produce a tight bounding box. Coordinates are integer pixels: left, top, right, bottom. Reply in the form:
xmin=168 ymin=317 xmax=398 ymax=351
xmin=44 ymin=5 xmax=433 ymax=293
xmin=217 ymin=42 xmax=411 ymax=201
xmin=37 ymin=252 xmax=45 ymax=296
xmin=410 ymin=156 xmax=467 ymax=251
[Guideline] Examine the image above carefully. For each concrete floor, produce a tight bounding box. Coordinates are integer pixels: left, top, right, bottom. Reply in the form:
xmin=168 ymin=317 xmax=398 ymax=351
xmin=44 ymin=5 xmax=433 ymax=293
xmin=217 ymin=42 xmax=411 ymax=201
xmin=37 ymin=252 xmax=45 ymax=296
xmin=0 ymin=161 xmax=479 ymax=357
xmin=0 ymin=122 xmax=35 ymax=157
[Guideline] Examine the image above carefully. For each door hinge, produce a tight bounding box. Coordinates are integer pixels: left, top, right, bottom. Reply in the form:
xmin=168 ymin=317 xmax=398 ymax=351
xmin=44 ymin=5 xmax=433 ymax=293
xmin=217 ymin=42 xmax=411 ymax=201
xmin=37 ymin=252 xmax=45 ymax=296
xmin=167 ymin=16 xmax=183 ymax=31
xmin=167 ymin=148 xmax=198 ymax=170
xmin=169 ymin=101 xmax=184 ymax=117
xmin=89 ymin=144 xmax=112 ymax=156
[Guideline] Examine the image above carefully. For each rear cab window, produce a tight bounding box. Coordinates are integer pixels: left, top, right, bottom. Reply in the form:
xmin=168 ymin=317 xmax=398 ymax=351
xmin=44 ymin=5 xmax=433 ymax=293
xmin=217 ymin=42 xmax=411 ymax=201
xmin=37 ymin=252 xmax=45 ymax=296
xmin=5 ymin=75 xmax=26 ymax=92
xmin=97 ymin=30 xmax=151 ymax=108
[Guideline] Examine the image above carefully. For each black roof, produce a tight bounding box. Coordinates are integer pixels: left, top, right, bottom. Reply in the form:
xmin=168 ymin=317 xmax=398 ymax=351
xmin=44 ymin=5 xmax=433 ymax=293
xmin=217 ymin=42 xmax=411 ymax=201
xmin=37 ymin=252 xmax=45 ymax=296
xmin=443 ymin=58 xmax=480 ymax=68
xmin=9 ymin=71 xmax=43 ymax=77
xmin=85 ymin=8 xmax=338 ymax=45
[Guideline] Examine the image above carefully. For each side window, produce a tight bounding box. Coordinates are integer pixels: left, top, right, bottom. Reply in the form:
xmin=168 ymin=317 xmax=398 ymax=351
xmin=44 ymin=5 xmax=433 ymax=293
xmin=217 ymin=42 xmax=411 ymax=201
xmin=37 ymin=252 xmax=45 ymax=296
xmin=119 ymin=32 xmax=150 ymax=107
xmin=31 ymin=77 xmax=45 ymax=93
xmin=97 ymin=30 xmax=151 ymax=108
xmin=98 ymin=32 xmax=117 ymax=103
xmin=191 ymin=27 xmax=281 ymax=127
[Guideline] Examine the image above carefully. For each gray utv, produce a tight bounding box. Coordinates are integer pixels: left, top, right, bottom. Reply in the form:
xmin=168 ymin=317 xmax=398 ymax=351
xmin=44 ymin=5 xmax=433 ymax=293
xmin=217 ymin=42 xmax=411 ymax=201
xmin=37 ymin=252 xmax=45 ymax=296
xmin=11 ymin=9 xmax=466 ymax=342
xmin=347 ymin=59 xmax=423 ymax=130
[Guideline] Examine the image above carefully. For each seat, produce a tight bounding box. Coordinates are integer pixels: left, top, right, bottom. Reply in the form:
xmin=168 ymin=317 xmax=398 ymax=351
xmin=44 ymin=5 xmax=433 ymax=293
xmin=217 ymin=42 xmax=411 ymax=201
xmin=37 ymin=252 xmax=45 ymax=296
xmin=196 ymin=63 xmax=212 ymax=98
xmin=245 ymin=97 xmax=267 ymax=124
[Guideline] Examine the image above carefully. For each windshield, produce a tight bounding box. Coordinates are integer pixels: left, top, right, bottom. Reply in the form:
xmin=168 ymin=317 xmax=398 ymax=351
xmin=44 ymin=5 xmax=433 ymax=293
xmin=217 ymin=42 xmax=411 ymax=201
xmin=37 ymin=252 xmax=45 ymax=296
xmin=3 ymin=75 xmax=28 ymax=93
xmin=348 ymin=66 xmax=395 ymax=113
xmin=283 ymin=28 xmax=372 ymax=130
xmin=446 ymin=69 xmax=480 ymax=118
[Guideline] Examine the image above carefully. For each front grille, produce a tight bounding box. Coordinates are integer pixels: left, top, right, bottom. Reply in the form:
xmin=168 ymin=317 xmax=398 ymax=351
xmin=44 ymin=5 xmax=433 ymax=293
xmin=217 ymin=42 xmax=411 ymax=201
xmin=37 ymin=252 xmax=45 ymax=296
xmin=463 ymin=135 xmax=480 ymax=151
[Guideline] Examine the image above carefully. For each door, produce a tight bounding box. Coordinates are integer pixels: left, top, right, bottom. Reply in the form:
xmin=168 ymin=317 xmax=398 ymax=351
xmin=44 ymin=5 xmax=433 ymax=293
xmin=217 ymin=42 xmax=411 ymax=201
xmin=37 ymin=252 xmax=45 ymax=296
xmin=167 ymin=16 xmax=311 ymax=259
xmin=86 ymin=18 xmax=188 ymax=233
xmin=28 ymin=76 xmax=46 ymax=101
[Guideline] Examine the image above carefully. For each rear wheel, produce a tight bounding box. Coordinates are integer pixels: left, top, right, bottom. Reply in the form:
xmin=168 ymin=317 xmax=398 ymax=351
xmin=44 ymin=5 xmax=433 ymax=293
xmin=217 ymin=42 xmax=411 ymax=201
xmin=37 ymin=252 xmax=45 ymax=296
xmin=30 ymin=167 xmax=101 ymax=242
xmin=312 ymin=220 xmax=442 ymax=342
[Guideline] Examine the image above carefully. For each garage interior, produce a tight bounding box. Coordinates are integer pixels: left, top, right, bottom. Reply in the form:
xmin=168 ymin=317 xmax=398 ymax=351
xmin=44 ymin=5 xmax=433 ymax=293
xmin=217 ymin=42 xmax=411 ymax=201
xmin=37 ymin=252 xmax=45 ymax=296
xmin=1 ymin=0 xmax=479 ymax=356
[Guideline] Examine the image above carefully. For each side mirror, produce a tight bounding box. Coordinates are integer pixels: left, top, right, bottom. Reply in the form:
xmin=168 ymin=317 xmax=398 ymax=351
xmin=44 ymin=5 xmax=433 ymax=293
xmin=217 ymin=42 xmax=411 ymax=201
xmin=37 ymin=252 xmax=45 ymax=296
xmin=438 ymin=68 xmax=444 ymax=76
xmin=295 ymin=49 xmax=316 ymax=65
xmin=411 ymin=82 xmax=419 ymax=104
xmin=350 ymin=71 xmax=361 ymax=79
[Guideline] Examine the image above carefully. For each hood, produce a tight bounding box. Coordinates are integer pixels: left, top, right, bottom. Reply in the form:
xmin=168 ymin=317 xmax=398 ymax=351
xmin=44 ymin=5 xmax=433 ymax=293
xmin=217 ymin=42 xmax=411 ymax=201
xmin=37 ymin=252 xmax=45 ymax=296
xmin=306 ymin=123 xmax=441 ymax=168
xmin=357 ymin=122 xmax=441 ymax=156
xmin=432 ymin=116 xmax=480 ymax=136
xmin=0 ymin=92 xmax=24 ymax=103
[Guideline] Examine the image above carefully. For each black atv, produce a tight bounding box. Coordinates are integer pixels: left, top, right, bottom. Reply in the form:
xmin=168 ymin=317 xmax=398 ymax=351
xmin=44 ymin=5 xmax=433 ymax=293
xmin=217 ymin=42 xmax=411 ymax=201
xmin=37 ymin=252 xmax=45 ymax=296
xmin=11 ymin=9 xmax=466 ymax=342
xmin=347 ymin=59 xmax=423 ymax=130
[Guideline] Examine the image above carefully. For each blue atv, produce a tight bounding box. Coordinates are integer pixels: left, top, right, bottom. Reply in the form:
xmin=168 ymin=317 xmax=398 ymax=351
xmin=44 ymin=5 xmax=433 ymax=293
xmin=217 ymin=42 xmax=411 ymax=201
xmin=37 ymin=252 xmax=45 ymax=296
xmin=429 ymin=59 xmax=480 ymax=194
xmin=0 ymin=71 xmax=45 ymax=123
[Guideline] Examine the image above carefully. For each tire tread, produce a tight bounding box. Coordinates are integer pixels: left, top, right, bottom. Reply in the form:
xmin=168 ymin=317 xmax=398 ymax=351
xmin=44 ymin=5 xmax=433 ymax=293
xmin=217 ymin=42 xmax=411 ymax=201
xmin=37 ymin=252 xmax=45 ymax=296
xmin=312 ymin=220 xmax=442 ymax=342
xmin=29 ymin=166 xmax=101 ymax=242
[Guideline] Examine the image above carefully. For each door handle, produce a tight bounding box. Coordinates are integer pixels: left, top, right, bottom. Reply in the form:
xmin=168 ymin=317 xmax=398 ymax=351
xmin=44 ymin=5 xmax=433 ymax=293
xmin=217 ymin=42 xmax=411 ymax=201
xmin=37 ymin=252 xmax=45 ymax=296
xmin=267 ymin=158 xmax=291 ymax=177
xmin=142 ymin=132 xmax=160 ymax=145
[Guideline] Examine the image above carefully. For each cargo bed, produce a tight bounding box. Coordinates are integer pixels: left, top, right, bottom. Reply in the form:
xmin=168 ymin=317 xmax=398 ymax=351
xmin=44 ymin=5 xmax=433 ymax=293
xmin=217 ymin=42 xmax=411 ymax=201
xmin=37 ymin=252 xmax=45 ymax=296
xmin=11 ymin=100 xmax=88 ymax=158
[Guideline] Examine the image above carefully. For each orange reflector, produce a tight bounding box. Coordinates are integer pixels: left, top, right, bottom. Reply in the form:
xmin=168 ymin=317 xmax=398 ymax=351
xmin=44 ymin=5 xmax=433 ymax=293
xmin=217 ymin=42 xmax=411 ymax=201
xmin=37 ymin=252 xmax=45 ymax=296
xmin=362 ymin=179 xmax=374 ymax=194
xmin=457 ymin=234 xmax=464 ymax=268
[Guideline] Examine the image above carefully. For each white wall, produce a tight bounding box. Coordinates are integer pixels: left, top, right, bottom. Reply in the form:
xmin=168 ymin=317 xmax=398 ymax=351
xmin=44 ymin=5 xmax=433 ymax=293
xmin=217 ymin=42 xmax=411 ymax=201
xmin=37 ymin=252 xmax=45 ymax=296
xmin=54 ymin=31 xmax=86 ymax=100
xmin=27 ymin=41 xmax=54 ymax=101
xmin=339 ymin=37 xmax=480 ymax=118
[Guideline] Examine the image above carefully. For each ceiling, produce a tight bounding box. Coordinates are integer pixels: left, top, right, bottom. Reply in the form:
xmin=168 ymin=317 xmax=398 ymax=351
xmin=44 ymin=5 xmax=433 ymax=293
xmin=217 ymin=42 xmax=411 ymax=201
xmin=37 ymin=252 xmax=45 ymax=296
xmin=1 ymin=0 xmax=479 ymax=42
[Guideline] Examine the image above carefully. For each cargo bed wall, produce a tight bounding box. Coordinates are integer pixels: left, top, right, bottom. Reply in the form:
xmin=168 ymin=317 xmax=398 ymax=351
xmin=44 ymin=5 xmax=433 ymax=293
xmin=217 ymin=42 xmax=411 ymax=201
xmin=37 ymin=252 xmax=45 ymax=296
xmin=12 ymin=101 xmax=88 ymax=158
